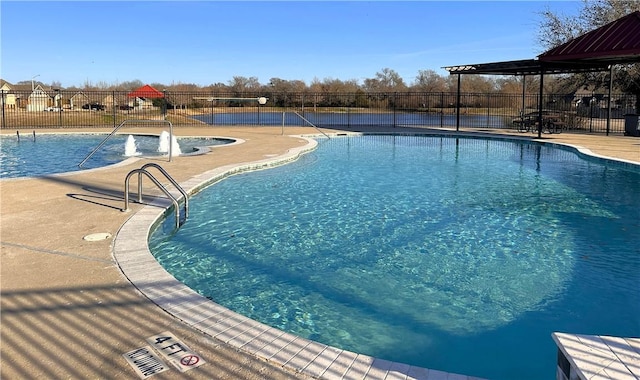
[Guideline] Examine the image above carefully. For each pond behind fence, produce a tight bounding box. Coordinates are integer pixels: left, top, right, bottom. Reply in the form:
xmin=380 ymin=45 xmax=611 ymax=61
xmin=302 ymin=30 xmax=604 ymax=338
xmin=1 ymin=90 xmax=635 ymax=134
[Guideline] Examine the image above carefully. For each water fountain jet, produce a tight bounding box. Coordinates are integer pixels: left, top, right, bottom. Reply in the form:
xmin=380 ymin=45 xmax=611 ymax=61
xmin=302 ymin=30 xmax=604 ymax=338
xmin=158 ymin=131 xmax=182 ymax=157
xmin=124 ymin=135 xmax=140 ymax=156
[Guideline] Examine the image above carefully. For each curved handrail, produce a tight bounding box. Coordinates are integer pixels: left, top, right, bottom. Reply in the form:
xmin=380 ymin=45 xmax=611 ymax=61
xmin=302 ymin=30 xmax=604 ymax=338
xmin=78 ymin=119 xmax=174 ymax=167
xmin=139 ymin=162 xmax=189 ymax=220
xmin=123 ymin=168 xmax=181 ymax=230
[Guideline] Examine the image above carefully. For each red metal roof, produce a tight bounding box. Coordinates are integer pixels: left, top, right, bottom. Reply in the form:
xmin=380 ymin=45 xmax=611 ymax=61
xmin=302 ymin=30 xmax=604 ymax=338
xmin=127 ymin=84 xmax=164 ymax=98
xmin=538 ymin=11 xmax=640 ymax=63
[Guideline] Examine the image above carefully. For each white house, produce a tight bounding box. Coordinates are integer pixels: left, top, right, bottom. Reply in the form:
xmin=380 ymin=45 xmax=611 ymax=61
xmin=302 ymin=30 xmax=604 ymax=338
xmin=26 ymin=85 xmax=51 ymax=112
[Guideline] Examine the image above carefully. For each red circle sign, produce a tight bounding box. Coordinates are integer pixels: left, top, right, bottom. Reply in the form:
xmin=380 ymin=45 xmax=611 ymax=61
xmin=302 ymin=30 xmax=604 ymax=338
xmin=180 ymin=354 xmax=200 ymax=366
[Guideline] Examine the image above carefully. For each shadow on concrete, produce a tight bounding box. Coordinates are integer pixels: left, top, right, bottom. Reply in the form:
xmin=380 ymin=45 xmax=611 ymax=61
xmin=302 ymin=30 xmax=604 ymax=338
xmin=0 ymin=282 xmax=311 ymax=379
xmin=32 ymin=171 xmax=174 ymax=213
xmin=67 ymin=191 xmax=126 ymax=211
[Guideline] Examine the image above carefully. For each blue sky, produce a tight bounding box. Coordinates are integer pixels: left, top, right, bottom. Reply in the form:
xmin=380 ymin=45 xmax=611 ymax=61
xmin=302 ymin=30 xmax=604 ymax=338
xmin=1 ymin=1 xmax=581 ymax=88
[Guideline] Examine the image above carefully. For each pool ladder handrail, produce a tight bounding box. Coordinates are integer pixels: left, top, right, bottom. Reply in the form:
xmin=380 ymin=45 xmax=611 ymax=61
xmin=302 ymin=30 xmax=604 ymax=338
xmin=78 ymin=119 xmax=174 ymax=168
xmin=293 ymin=111 xmax=331 ymax=139
xmin=123 ymin=163 xmax=188 ymax=230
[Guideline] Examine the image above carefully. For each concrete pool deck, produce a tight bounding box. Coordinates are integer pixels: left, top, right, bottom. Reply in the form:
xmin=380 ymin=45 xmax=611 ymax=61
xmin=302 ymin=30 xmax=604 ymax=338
xmin=1 ymin=125 xmax=638 ymax=379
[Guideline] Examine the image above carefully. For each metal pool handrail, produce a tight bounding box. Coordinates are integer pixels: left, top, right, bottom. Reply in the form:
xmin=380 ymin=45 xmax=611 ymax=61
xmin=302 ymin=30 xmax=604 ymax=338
xmin=293 ymin=111 xmax=331 ymax=139
xmin=122 ymin=165 xmax=187 ymax=230
xmin=139 ymin=162 xmax=189 ymax=220
xmin=78 ymin=119 xmax=174 ymax=168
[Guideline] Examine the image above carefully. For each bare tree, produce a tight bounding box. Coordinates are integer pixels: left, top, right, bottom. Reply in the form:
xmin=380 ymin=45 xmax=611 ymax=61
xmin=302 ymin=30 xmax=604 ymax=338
xmin=364 ymin=68 xmax=407 ymax=92
xmin=411 ymin=69 xmax=447 ymax=92
xmin=447 ymin=75 xmax=497 ymax=93
xmin=539 ymin=0 xmax=639 ymax=47
xmin=538 ymin=0 xmax=640 ymax=110
xmin=308 ymin=78 xmax=361 ymax=107
xmin=228 ymin=76 xmax=261 ymax=96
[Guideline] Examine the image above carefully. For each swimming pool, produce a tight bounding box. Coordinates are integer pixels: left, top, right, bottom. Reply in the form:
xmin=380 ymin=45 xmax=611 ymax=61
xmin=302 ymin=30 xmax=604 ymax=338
xmin=0 ymin=133 xmax=232 ymax=178
xmin=149 ymin=135 xmax=640 ymax=380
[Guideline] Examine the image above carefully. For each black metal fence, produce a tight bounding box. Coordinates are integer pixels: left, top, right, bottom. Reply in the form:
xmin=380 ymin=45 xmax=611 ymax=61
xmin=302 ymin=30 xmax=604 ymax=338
xmin=1 ymin=90 xmax=636 ymax=134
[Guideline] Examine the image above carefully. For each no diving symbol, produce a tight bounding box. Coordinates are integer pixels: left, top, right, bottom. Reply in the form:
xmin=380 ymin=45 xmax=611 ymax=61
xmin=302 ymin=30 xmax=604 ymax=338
xmin=147 ymin=332 xmax=206 ymax=372
xmin=180 ymin=354 xmax=200 ymax=366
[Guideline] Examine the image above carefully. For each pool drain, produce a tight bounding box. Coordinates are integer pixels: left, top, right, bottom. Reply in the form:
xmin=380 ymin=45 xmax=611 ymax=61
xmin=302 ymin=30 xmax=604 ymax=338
xmin=83 ymin=232 xmax=112 ymax=241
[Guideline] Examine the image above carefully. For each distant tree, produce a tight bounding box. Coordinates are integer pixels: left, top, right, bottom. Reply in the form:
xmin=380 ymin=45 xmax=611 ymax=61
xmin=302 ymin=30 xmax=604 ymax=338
xmin=82 ymin=79 xmax=96 ymax=90
xmin=149 ymin=82 xmax=167 ymax=91
xmin=538 ymin=0 xmax=640 ymax=110
xmin=411 ymin=69 xmax=447 ymax=92
xmin=167 ymin=82 xmax=202 ymax=92
xmin=228 ymin=76 xmax=261 ymax=96
xmin=165 ymin=82 xmax=200 ymax=109
xmin=317 ymin=78 xmax=360 ymax=94
xmin=64 ymin=85 xmax=82 ymax=92
xmin=364 ymin=68 xmax=406 ymax=92
xmin=495 ymin=76 xmax=541 ymax=94
xmin=203 ymin=82 xmax=228 ymax=94
xmin=538 ymin=0 xmax=639 ymax=49
xmin=496 ymin=77 xmax=525 ymax=94
xmin=448 ymin=75 xmax=497 ymax=93
xmin=267 ymin=78 xmax=295 ymax=93
xmin=268 ymin=77 xmax=299 ymax=107
xmin=95 ymin=81 xmax=111 ymax=90
xmin=288 ymin=79 xmax=307 ymax=93
xmin=16 ymin=79 xmax=45 ymax=89
xmin=305 ymin=78 xmax=359 ymax=107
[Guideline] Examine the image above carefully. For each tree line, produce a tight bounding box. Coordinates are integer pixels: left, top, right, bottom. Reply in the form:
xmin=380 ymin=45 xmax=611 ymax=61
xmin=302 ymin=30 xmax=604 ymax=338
xmin=18 ymin=70 xmax=593 ymax=97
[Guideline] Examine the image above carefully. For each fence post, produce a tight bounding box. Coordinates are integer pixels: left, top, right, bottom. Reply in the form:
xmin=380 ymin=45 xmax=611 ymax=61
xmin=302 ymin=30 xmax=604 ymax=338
xmin=393 ymin=92 xmax=397 ymax=128
xmin=589 ymin=95 xmax=595 ymax=133
xmin=440 ymin=92 xmax=444 ymax=128
xmin=211 ymin=94 xmax=215 ymax=125
xmin=486 ymin=93 xmax=490 ymax=127
xmin=112 ymin=90 xmax=116 ymax=129
xmin=456 ymin=75 xmax=461 ymax=131
xmin=521 ymin=75 xmax=526 ymax=117
xmin=163 ymin=89 xmax=167 ymax=120
xmin=55 ymin=89 xmax=62 ymax=127
xmin=1 ymin=90 xmax=5 ymax=129
xmin=606 ymin=65 xmax=613 ymax=136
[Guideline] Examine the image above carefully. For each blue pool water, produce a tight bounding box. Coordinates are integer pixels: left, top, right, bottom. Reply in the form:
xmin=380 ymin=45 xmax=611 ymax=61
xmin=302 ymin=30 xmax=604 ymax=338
xmin=0 ymin=134 xmax=231 ymax=178
xmin=149 ymin=135 xmax=640 ymax=380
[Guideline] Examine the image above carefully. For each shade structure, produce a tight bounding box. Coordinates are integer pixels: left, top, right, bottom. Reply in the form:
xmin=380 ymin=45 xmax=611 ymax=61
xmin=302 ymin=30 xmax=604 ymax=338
xmin=444 ymin=11 xmax=640 ymax=76
xmin=442 ymin=11 xmax=640 ymax=136
xmin=127 ymin=84 xmax=164 ymax=98
xmin=443 ymin=59 xmax=610 ymax=76
xmin=538 ymin=11 xmax=640 ymax=64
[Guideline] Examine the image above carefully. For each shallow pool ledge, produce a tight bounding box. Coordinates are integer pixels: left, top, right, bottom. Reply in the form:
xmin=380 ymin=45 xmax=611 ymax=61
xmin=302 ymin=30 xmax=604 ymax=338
xmin=552 ymin=332 xmax=640 ymax=380
xmin=113 ymin=135 xmax=487 ymax=380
